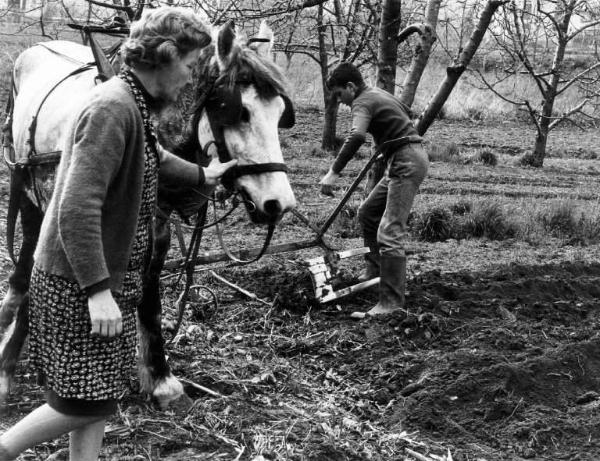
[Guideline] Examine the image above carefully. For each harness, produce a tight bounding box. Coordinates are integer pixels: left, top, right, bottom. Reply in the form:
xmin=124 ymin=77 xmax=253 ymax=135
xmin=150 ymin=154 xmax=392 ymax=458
xmin=2 ymin=37 xmax=112 ymax=265
xmin=167 ymin=68 xmax=297 ymax=338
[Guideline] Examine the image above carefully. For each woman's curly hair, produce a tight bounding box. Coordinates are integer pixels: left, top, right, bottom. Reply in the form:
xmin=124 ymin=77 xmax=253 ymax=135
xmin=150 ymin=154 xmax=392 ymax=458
xmin=121 ymin=7 xmax=211 ymax=70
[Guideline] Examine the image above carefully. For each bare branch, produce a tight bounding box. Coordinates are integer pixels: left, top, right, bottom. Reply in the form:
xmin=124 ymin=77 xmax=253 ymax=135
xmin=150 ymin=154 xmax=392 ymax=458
xmin=417 ymin=0 xmax=509 ymax=135
xmin=548 ymin=99 xmax=589 ymax=130
xmin=556 ymin=61 xmax=600 ymax=96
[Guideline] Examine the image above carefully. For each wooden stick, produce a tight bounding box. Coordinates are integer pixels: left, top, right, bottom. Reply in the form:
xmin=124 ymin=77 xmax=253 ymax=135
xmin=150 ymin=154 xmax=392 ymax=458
xmin=209 ymin=270 xmax=271 ymax=306
xmin=405 ymin=448 xmax=434 ymax=461
xmin=178 ymin=377 xmax=223 ymax=398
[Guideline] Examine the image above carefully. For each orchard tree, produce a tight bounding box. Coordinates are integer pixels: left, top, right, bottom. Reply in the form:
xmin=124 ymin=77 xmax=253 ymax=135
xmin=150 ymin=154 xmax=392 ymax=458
xmin=365 ymin=0 xmax=504 ymax=193
xmin=366 ymin=0 xmax=442 ymax=193
xmin=478 ymin=0 xmax=600 ymax=167
xmin=416 ymin=0 xmax=509 ymax=134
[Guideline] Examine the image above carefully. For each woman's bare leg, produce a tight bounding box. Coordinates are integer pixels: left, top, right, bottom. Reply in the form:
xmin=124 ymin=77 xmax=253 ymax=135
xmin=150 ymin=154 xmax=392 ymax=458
xmin=0 ymin=403 xmax=104 ymax=460
xmin=69 ymin=419 xmax=106 ymax=461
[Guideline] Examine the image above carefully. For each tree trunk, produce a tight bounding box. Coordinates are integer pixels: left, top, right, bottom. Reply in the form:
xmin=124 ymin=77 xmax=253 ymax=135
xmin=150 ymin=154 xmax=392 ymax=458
xmin=416 ymin=0 xmax=508 ymax=136
xmin=318 ymin=4 xmax=338 ymax=151
xmin=521 ymin=1 xmax=573 ymax=167
xmin=366 ymin=0 xmax=402 ymax=194
xmin=399 ymin=0 xmax=442 ymax=107
xmin=322 ymin=92 xmax=340 ymax=151
xmin=376 ymin=0 xmax=402 ymax=93
xmin=525 ymin=129 xmax=549 ymax=168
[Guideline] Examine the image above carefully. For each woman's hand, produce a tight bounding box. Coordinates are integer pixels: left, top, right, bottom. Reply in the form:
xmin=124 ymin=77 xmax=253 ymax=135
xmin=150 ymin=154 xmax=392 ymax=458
xmin=203 ymin=157 xmax=238 ymax=186
xmin=88 ymin=289 xmax=122 ymax=339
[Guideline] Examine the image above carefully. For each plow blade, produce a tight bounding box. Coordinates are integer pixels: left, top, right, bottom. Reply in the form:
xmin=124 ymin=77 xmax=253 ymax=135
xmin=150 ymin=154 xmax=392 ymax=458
xmin=306 ymin=247 xmax=378 ymax=303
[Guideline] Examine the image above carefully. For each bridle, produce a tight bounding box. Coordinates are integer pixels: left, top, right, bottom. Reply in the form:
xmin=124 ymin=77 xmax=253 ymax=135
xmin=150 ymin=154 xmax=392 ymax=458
xmin=187 ymin=60 xmax=295 ymax=260
xmin=194 ymin=72 xmax=295 ymax=190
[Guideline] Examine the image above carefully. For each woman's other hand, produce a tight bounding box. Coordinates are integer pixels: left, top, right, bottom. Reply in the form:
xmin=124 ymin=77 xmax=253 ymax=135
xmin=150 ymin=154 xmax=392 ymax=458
xmin=88 ymin=289 xmax=123 ymax=339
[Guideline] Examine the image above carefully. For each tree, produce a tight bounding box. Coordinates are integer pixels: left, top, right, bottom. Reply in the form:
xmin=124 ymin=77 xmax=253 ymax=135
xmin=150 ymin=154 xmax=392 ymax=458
xmin=316 ymin=0 xmax=379 ymax=150
xmin=365 ymin=0 xmax=402 ymax=193
xmin=476 ymin=0 xmax=600 ymax=167
xmin=376 ymin=0 xmax=403 ymax=93
xmin=399 ymin=0 xmax=441 ymax=107
xmin=366 ymin=0 xmax=442 ymax=194
xmin=416 ymin=0 xmax=509 ymax=135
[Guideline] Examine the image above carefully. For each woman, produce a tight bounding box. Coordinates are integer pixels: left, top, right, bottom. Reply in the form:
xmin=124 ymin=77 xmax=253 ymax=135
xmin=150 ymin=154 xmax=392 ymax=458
xmin=0 ymin=7 xmax=235 ymax=461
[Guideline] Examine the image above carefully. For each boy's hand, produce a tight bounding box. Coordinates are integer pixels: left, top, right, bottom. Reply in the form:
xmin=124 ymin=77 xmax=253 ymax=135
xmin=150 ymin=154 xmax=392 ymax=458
xmin=319 ymin=170 xmax=339 ymax=196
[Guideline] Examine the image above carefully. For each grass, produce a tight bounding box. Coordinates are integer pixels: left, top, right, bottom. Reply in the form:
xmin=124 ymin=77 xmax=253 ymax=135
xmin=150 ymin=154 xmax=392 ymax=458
xmin=309 ymin=192 xmax=600 ymax=246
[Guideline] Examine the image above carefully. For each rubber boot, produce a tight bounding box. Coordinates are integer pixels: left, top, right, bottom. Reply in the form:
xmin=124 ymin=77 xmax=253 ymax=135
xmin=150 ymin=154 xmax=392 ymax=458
xmin=357 ymin=238 xmax=380 ymax=282
xmin=352 ymin=254 xmax=406 ymax=318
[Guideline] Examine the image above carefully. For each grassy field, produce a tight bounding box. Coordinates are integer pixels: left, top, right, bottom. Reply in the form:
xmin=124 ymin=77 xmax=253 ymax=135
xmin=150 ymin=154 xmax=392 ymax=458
xmin=3 ymin=21 xmax=600 ymax=461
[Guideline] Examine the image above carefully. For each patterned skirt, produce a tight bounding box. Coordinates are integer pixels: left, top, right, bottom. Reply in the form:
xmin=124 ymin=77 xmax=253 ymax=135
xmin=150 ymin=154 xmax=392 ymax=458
xmin=28 ymin=263 xmax=143 ymax=402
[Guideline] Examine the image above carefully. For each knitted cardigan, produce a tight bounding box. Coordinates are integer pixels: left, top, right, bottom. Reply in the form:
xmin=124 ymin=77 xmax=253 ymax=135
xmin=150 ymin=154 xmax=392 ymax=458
xmin=34 ymin=77 xmax=200 ymax=293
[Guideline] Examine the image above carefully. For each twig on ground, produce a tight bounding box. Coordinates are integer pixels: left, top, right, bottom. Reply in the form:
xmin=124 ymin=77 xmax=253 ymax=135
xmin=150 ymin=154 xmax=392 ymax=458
xmin=179 ymin=377 xmax=224 ymax=398
xmin=210 ymin=270 xmax=271 ymax=306
xmin=406 ymin=447 xmax=434 ymax=461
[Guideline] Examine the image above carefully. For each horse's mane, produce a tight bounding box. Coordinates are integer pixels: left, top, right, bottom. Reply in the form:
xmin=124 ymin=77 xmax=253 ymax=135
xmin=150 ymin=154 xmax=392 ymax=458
xmin=159 ymin=37 xmax=291 ymax=165
xmin=195 ymin=38 xmax=291 ymax=99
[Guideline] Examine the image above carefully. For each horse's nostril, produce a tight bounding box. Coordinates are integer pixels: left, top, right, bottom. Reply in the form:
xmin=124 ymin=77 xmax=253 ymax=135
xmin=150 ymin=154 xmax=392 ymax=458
xmin=263 ymin=199 xmax=282 ymax=217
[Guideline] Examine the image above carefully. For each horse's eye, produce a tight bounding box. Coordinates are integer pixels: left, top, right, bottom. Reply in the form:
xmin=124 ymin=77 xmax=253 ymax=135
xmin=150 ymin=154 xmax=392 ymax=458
xmin=240 ymin=107 xmax=250 ymax=123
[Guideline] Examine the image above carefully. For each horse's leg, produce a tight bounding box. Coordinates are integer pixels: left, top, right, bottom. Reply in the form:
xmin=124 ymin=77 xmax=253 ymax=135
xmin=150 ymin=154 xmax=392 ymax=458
xmin=0 ymin=298 xmax=29 ymax=405
xmin=138 ymin=213 xmax=185 ymax=409
xmin=0 ymin=197 xmax=43 ymax=404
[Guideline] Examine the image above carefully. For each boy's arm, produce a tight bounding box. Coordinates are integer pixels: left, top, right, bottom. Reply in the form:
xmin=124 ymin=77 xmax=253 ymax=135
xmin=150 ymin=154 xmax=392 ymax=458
xmin=330 ymin=107 xmax=370 ymax=174
xmin=320 ymin=105 xmax=371 ymax=195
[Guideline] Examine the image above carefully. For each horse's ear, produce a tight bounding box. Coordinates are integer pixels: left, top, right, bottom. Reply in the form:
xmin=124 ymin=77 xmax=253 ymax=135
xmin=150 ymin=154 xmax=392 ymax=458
xmin=251 ymin=21 xmax=274 ymax=58
xmin=217 ymin=20 xmax=236 ymax=69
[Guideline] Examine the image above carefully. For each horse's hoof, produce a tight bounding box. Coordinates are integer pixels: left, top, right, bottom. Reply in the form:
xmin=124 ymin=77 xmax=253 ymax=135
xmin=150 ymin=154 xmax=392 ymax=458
xmin=152 ymin=375 xmax=185 ymax=411
xmin=162 ymin=393 xmax=194 ymax=414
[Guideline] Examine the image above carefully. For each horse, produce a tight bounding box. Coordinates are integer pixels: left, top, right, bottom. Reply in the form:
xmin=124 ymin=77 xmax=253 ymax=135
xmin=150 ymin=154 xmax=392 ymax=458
xmin=0 ymin=20 xmax=297 ymax=409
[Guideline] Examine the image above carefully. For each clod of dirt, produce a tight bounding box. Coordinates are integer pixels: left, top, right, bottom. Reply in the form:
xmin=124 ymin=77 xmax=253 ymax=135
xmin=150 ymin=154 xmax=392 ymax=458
xmin=575 ymin=391 xmax=600 ymax=405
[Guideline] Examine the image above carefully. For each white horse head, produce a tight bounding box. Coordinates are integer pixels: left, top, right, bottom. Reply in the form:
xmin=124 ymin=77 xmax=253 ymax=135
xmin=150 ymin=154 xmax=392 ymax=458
xmin=195 ymin=20 xmax=296 ymax=224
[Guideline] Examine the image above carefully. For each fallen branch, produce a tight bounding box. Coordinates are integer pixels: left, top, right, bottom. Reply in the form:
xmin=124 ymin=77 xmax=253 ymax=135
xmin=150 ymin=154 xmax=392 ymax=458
xmin=209 ymin=270 xmax=271 ymax=306
xmin=406 ymin=448 xmax=434 ymax=461
xmin=179 ymin=377 xmax=224 ymax=398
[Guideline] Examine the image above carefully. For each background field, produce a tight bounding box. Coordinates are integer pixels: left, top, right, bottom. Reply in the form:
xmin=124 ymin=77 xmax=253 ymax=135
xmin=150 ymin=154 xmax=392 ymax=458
xmin=3 ymin=21 xmax=600 ymax=461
